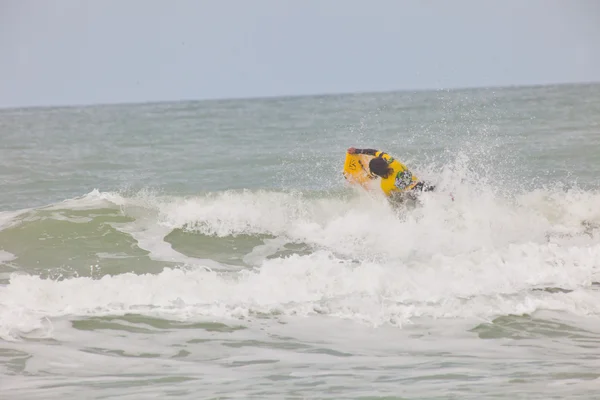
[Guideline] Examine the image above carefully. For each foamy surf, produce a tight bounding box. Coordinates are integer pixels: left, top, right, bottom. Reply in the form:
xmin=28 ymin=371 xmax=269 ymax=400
xmin=1 ymin=159 xmax=600 ymax=341
xmin=1 ymin=243 xmax=599 ymax=341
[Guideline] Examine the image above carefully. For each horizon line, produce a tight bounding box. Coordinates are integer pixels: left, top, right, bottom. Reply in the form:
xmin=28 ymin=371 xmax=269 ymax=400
xmin=1 ymin=79 xmax=599 ymax=112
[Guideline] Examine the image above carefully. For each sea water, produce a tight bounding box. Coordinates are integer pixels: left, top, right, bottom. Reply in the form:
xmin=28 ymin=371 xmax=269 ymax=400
xmin=1 ymin=83 xmax=600 ymax=399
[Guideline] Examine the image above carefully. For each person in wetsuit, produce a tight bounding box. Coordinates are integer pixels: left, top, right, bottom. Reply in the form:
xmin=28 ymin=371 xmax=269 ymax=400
xmin=347 ymin=147 xmax=434 ymax=200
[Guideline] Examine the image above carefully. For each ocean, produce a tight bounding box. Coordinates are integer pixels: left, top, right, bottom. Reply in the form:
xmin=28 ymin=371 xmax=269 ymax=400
xmin=1 ymin=82 xmax=600 ymax=399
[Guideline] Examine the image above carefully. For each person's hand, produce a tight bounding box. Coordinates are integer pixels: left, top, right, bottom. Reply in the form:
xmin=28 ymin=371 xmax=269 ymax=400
xmin=347 ymin=147 xmax=356 ymax=154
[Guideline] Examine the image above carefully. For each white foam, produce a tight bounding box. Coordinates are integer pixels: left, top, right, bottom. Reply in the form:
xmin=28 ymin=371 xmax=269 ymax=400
xmin=2 ymin=163 xmax=600 ymax=339
xmin=0 ymin=209 xmax=30 ymax=232
xmin=1 ymin=241 xmax=599 ymax=340
xmin=0 ymin=250 xmax=16 ymax=264
xmin=107 ymin=216 xmax=229 ymax=271
xmin=43 ymin=188 xmax=125 ymax=211
xmin=104 ymin=181 xmax=600 ymax=268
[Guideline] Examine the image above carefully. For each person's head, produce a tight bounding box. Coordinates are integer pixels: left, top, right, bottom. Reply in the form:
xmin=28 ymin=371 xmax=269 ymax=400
xmin=369 ymin=157 xmax=393 ymax=178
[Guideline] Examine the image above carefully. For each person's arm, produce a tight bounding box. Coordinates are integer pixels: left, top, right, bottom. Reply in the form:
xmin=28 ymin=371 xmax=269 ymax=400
xmin=356 ymin=148 xmax=378 ymax=156
xmin=347 ymin=147 xmax=379 ymax=156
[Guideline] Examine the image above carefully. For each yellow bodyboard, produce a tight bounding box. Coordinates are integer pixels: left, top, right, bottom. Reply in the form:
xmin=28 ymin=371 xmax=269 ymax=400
xmin=343 ymin=153 xmax=376 ymax=189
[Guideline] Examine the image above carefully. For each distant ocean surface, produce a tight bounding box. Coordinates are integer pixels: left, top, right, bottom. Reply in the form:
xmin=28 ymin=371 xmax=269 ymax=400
xmin=1 ymin=83 xmax=600 ymax=399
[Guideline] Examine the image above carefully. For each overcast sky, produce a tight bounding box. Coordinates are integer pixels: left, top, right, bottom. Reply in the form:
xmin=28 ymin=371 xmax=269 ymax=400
xmin=1 ymin=0 xmax=599 ymax=108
